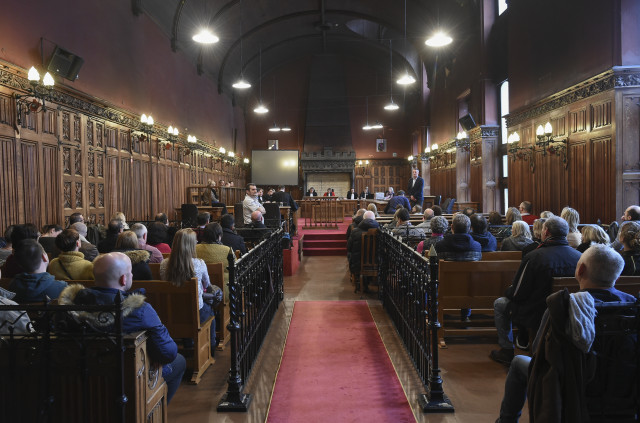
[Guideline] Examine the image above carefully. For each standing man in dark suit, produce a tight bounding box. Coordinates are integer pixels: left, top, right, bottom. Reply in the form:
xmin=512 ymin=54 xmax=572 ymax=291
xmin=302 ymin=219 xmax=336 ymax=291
xmin=407 ymin=168 xmax=424 ymax=212
xmin=271 ymin=185 xmax=299 ymax=213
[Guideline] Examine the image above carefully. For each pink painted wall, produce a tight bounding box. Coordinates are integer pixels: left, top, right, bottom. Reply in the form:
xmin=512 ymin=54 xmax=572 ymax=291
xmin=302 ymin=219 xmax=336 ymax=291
xmin=0 ymin=0 xmax=245 ymax=154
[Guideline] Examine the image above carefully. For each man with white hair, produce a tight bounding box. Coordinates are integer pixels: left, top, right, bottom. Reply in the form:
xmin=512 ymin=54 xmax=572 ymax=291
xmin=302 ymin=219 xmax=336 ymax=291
xmin=130 ymin=223 xmax=163 ymax=263
xmin=58 ymin=253 xmax=186 ymax=403
xmin=416 ymin=208 xmax=434 ymax=231
xmin=495 ymin=244 xmax=637 ymax=422
xmin=70 ymin=222 xmax=99 ymax=262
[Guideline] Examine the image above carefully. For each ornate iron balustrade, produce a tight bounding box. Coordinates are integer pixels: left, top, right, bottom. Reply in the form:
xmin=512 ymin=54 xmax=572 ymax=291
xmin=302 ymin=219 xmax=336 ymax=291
xmin=217 ymin=228 xmax=284 ymax=411
xmin=378 ymin=231 xmax=454 ymax=413
xmin=0 ymin=298 xmax=129 ymax=422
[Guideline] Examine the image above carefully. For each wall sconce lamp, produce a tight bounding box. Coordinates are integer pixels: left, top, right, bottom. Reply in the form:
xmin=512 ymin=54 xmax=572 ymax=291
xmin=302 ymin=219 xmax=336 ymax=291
xmin=420 ymin=143 xmax=439 ymax=162
xmin=507 ymin=131 xmax=535 ymax=171
xmin=455 ymin=131 xmax=470 ymax=151
xmin=167 ymin=125 xmax=179 ymax=150
xmin=15 ymin=66 xmax=55 ymax=126
xmin=535 ymin=122 xmax=568 ymax=167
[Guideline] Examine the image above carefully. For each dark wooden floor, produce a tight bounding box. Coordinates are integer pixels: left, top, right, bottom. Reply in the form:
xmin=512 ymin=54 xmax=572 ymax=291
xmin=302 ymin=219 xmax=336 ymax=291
xmin=169 ymin=256 xmax=529 ymax=422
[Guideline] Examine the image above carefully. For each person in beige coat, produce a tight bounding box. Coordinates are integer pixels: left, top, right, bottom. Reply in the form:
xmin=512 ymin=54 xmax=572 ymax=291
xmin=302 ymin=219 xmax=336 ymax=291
xmin=47 ymin=228 xmax=94 ymax=280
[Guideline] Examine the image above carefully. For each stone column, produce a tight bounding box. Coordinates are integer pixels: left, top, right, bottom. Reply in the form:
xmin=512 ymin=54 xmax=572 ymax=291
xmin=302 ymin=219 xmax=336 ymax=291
xmin=456 ymin=144 xmax=470 ymax=203
xmin=469 ymin=125 xmax=500 ymax=213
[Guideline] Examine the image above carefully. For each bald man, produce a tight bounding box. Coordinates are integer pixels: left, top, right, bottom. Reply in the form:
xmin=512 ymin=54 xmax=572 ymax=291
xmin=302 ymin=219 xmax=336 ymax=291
xmin=250 ymin=210 xmax=267 ymax=229
xmin=58 ymin=253 xmax=185 ymax=403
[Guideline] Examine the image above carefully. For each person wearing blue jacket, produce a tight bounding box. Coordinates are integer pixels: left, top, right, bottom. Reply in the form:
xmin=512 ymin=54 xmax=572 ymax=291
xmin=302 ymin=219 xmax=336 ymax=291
xmin=470 ymin=214 xmax=498 ymax=252
xmin=9 ymin=239 xmax=67 ymax=303
xmin=58 ymin=252 xmax=186 ymax=403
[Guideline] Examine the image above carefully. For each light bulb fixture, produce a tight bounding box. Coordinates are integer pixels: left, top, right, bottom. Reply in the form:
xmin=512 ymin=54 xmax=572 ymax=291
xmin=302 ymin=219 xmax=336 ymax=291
xmin=168 ymin=126 xmax=179 ymax=136
xmin=254 ymin=45 xmax=268 ymax=114
xmin=228 ymin=151 xmax=235 ymax=157
xmin=372 ymin=122 xmax=383 ymax=129
xmin=362 ymin=96 xmax=373 ymax=130
xmin=385 ymin=40 xmax=399 ymax=111
xmin=408 ymin=155 xmax=414 ymax=161
xmin=187 ymin=135 xmax=197 ymax=143
xmin=15 ymin=66 xmax=56 ymax=126
xmin=243 ymin=158 xmax=250 ymax=164
xmin=192 ymin=29 xmax=219 ymax=44
xmin=397 ymin=0 xmax=416 ymax=86
xmin=233 ymin=8 xmax=252 ymax=90
xmin=432 ymin=143 xmax=439 ymax=150
xmin=281 ymin=122 xmax=291 ymax=132
xmin=220 ymin=147 xmax=226 ymax=154
xmin=269 ymin=122 xmax=281 ymax=132
xmin=425 ymin=32 xmax=453 ymax=47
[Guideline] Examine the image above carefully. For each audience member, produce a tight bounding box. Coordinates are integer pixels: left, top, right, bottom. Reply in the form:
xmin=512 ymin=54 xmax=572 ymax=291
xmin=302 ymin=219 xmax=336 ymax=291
xmin=257 ymin=187 xmax=264 ymax=203
xmin=113 ymin=231 xmax=152 ymax=280
xmin=617 ymin=221 xmax=640 ymax=275
xmin=0 ymin=283 xmax=32 ymax=334
xmin=522 ymin=218 xmax=547 ymax=257
xmin=561 ymin=207 xmax=581 ymax=248
xmin=243 ymin=183 xmax=266 ymax=225
xmin=38 ymin=224 xmax=63 ymax=258
xmin=346 ymin=209 xmax=367 ymax=241
xmin=500 ymin=221 xmax=534 ymax=252
xmin=495 ymin=244 xmax=636 ymax=422
xmin=130 ymin=223 xmax=163 ymax=263
xmin=68 ymin=212 xmax=84 ymax=226
xmin=435 ymin=214 xmax=481 ymax=261
xmin=576 ymin=224 xmax=610 ymax=253
xmin=196 ymin=223 xmax=234 ymax=299
xmin=470 ymin=214 xmax=497 ymax=252
xmin=505 ymin=207 xmax=522 ymax=226
xmin=98 ymin=219 xmax=124 ymax=253
xmin=1 ymin=223 xmax=40 ymax=277
xmin=59 ymin=252 xmax=185 ymax=403
xmin=416 ymin=208 xmax=434 ymax=231
xmin=518 ymin=201 xmax=539 ymax=225
xmin=462 ymin=207 xmax=475 ymax=217
xmin=9 ymin=239 xmax=67 ymax=302
xmin=70 ymin=222 xmax=99 ymax=261
xmin=432 ymin=205 xmax=443 ymax=216
xmin=0 ymin=225 xmax=15 ymax=267
xmin=249 ymin=211 xmax=267 ymax=228
xmin=611 ymin=205 xmax=640 ymax=251
xmin=154 ymin=212 xmax=177 ymax=246
xmin=407 ymin=168 xmax=424 ymax=213
xmin=490 ymin=216 xmax=581 ymax=365
xmin=194 ymin=212 xmax=211 ymax=243
xmin=47 ymin=229 xmax=94 ymax=280
xmin=384 ymin=190 xmax=411 ymax=214
xmin=147 ymin=222 xmax=171 ymax=253
xmin=160 ymin=228 xmax=216 ymax=349
xmin=367 ymin=203 xmax=380 ymax=218
xmin=220 ymin=214 xmax=247 ymax=255
xmin=112 ymin=212 xmax=129 ymax=230
xmin=417 ymin=216 xmax=448 ymax=255
xmin=384 ymin=207 xmax=405 ymax=230
xmin=488 ymin=211 xmax=503 ymax=226
xmin=384 ymin=187 xmax=395 ymax=200
xmin=392 ymin=208 xmax=425 ymax=239
xmin=539 ymin=210 xmax=554 ymax=218
xmin=347 ymin=211 xmax=379 ymax=293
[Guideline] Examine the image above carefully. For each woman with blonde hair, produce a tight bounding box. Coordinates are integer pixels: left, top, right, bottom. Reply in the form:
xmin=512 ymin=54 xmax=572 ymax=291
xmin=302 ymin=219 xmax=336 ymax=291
xmin=505 ymin=207 xmax=522 ymax=226
xmin=160 ymin=228 xmax=216 ymax=348
xmin=501 ymin=221 xmax=533 ymax=251
xmin=367 ymin=203 xmax=380 ymax=218
xmin=112 ymin=211 xmax=129 ymax=230
xmin=114 ymin=231 xmax=152 ymax=280
xmin=561 ymin=206 xmax=581 ymax=247
xmin=577 ymin=224 xmax=610 ymax=253
xmin=618 ymin=221 xmax=640 ymax=275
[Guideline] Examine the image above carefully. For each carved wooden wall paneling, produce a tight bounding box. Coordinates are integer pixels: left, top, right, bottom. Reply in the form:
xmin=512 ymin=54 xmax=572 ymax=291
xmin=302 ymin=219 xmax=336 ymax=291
xmin=0 ymin=138 xmax=20 ymax=227
xmin=0 ymin=94 xmax=12 ymax=125
xmin=470 ymin=162 xmax=483 ymax=209
xmin=589 ymin=136 xmax=614 ymax=223
xmin=41 ymin=145 xmax=61 ymax=226
xmin=568 ymin=141 xmax=588 ymax=219
xmin=20 ymin=142 xmax=40 ymax=226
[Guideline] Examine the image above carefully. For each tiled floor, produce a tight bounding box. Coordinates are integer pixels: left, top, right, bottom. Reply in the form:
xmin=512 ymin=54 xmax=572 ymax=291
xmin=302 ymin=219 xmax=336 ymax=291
xmin=169 ymin=255 xmax=528 ymax=423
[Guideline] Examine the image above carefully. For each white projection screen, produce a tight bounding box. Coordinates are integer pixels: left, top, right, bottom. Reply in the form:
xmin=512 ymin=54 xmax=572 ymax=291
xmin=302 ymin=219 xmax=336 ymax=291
xmin=251 ymin=150 xmax=299 ymax=186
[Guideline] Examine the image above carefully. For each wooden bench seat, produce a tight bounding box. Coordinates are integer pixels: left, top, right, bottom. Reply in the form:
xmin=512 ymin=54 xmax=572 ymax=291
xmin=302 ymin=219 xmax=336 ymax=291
xmin=437 ymin=259 xmax=521 ymax=347
xmin=552 ymin=276 xmax=640 ymax=297
xmin=207 ymin=262 xmax=230 ymax=349
xmin=481 ymin=251 xmax=522 ymax=261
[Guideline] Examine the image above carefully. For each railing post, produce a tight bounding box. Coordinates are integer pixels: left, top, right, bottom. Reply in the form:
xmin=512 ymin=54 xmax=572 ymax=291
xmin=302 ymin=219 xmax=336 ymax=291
xmin=217 ymin=258 xmax=252 ymax=412
xmin=418 ymin=246 xmax=454 ymax=412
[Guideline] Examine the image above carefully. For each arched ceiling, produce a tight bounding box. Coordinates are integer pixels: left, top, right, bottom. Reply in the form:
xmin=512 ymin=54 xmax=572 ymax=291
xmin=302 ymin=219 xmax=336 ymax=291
xmin=137 ymin=0 xmax=476 ymax=99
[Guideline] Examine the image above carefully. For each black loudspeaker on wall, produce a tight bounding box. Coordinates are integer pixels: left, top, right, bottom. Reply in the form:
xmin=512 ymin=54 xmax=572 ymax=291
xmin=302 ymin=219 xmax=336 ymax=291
xmin=459 ymin=113 xmax=476 ymax=131
xmin=47 ymin=46 xmax=84 ymax=81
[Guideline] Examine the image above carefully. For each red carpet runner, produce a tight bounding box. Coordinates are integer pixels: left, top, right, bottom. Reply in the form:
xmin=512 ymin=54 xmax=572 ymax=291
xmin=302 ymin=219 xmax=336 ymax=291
xmin=267 ymin=301 xmax=415 ymax=422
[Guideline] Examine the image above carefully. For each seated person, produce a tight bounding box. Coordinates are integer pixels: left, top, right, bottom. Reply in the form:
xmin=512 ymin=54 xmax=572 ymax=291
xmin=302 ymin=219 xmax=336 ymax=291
xmin=435 ymin=213 xmax=481 ymax=261
xmin=359 ymin=187 xmax=370 ymax=199
xmin=347 ymin=211 xmax=379 ymax=293
xmin=131 ymin=223 xmax=163 ymax=263
xmin=384 ymin=190 xmax=411 ymax=214
xmin=347 ymin=209 xmax=367 ymax=241
xmin=0 ymin=225 xmax=15 ymax=267
xmin=154 ymin=212 xmax=178 ymax=246
xmin=576 ymin=224 xmax=610 ymax=253
xmin=112 ymin=211 xmax=129 ymax=230
xmin=147 ymin=221 xmax=172 ymax=254
xmin=1 ymin=223 xmax=40 ymax=277
xmin=98 ymin=219 xmax=123 ymax=254
xmin=249 ymin=211 xmax=267 ymax=229
xmin=495 ymin=244 xmax=636 ymax=423
xmin=38 ymin=224 xmax=63 ymax=258
xmin=70 ymin=222 xmax=99 ymax=261
xmin=561 ymin=206 xmax=582 ymax=248
xmin=518 ymin=201 xmax=539 ymax=225
xmin=432 ymin=205 xmax=443 ymax=216
xmin=522 ymin=218 xmax=547 ymax=257
xmin=501 ymin=221 xmax=534 ymax=252
xmin=9 ymin=239 xmax=67 ymax=303
xmin=469 ymin=214 xmax=497 ymax=252
xmin=384 ymin=187 xmax=395 ymax=200
xmin=367 ymin=203 xmax=380 ymax=218
xmin=618 ymin=221 xmax=640 ymax=275
xmin=195 ymin=223 xmax=234 ymax=300
xmin=491 ymin=216 xmax=581 ymax=365
xmin=47 ymin=228 xmax=94 ymax=280
xmin=220 ymin=214 xmax=247 ymax=256
xmin=0 ymin=283 xmax=32 ymax=334
xmin=345 ymin=188 xmax=358 ymax=200
xmin=306 ymin=187 xmax=318 ymax=197
xmin=416 ymin=208 xmax=434 ymax=231
xmin=392 ymin=208 xmax=426 ymax=239
xmin=59 ymin=252 xmax=186 ymax=403
xmin=193 ymin=212 xmax=210 ymax=243
xmin=417 ymin=216 xmax=448 ymax=255
xmin=113 ymin=231 xmax=152 ymax=280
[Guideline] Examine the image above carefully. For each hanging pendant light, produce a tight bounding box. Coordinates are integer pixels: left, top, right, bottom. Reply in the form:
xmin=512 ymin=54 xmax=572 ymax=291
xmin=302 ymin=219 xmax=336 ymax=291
xmin=233 ymin=5 xmax=252 ymax=89
xmin=362 ymin=97 xmax=373 ymax=130
xmin=397 ymin=0 xmax=416 ymax=85
xmin=385 ymin=40 xmax=399 ymax=111
xmin=269 ymin=122 xmax=281 ymax=132
xmin=254 ymin=46 xmax=269 ymax=114
xmin=193 ymin=29 xmax=219 ymax=44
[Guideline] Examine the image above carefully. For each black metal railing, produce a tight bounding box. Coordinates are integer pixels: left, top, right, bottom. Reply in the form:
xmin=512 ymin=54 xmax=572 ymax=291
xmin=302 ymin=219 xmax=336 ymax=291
xmin=217 ymin=228 xmax=284 ymax=411
xmin=0 ymin=297 xmax=128 ymax=422
xmin=378 ymin=230 xmax=454 ymax=413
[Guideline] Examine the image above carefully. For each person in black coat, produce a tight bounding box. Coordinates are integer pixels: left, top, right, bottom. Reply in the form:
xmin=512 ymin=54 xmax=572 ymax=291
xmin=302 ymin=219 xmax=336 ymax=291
xmin=271 ymin=185 xmax=298 ymax=212
xmin=347 ymin=211 xmax=379 ymax=293
xmin=306 ymin=187 xmax=318 ymax=196
xmin=98 ymin=219 xmax=124 ymax=254
xmin=220 ymin=214 xmax=247 ymax=255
